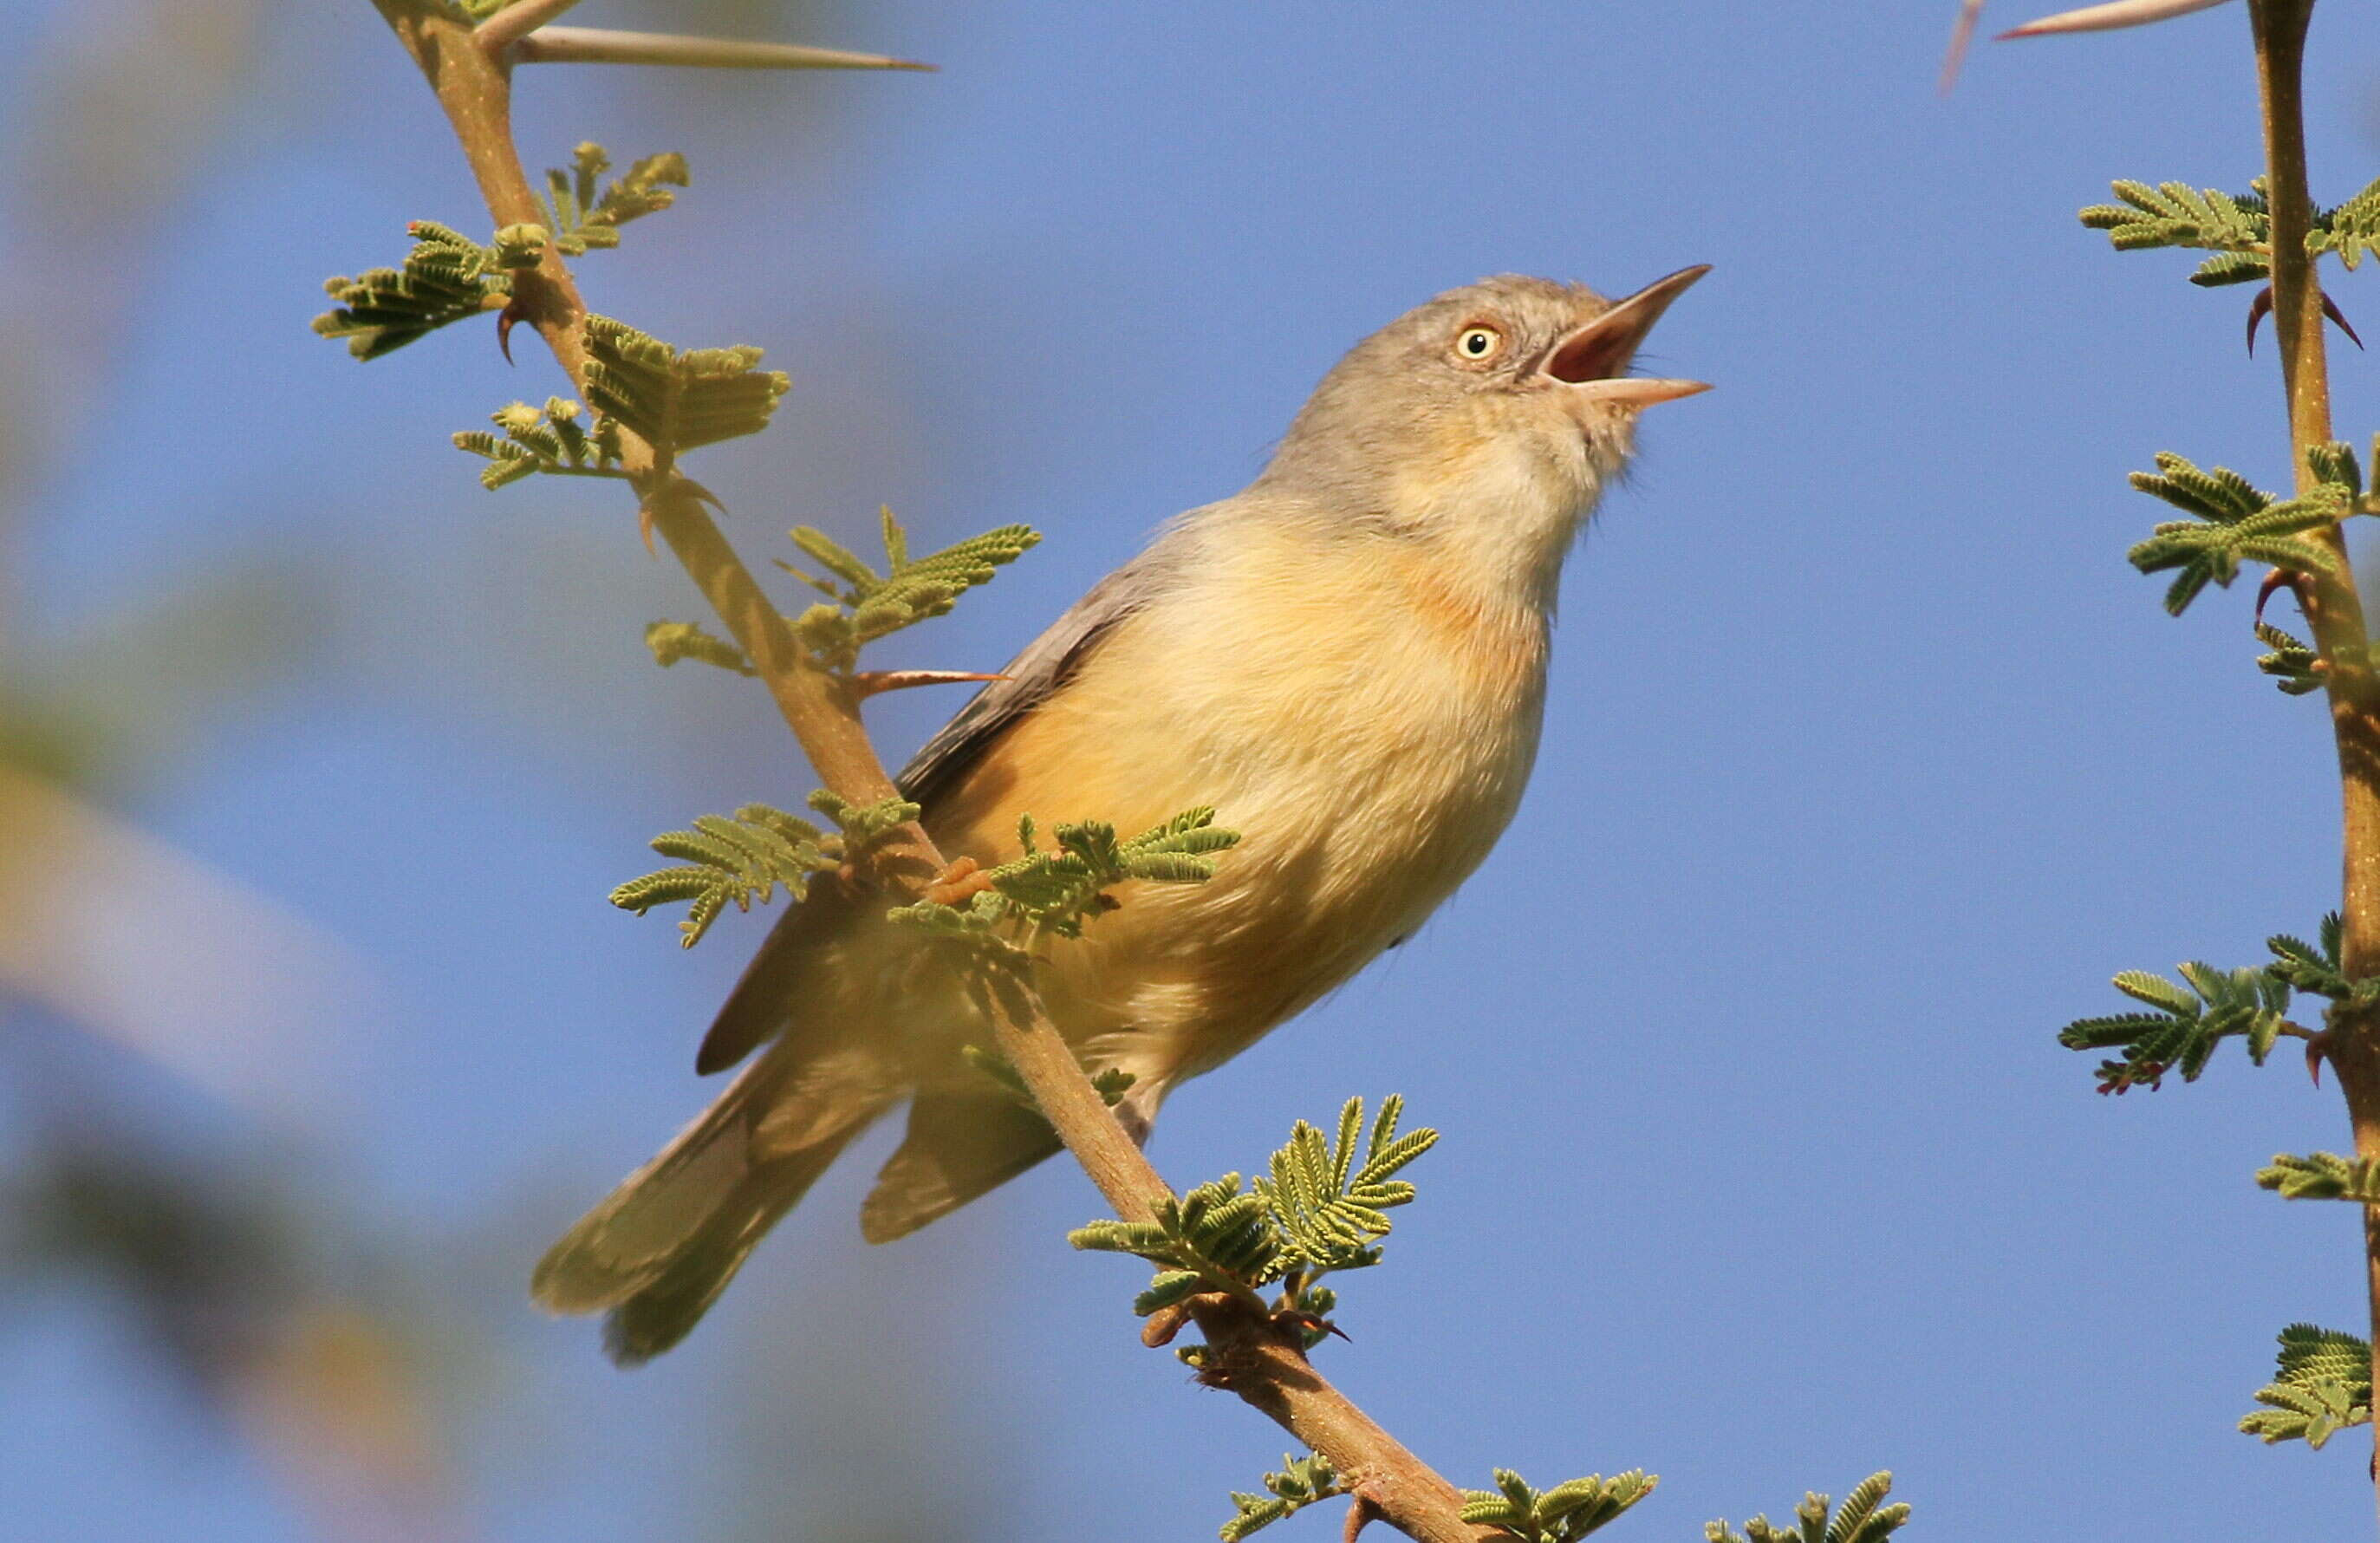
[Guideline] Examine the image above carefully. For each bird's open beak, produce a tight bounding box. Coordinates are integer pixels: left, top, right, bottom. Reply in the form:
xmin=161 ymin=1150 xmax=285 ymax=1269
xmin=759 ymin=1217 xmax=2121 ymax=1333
xmin=1542 ymin=264 xmax=1712 ymax=407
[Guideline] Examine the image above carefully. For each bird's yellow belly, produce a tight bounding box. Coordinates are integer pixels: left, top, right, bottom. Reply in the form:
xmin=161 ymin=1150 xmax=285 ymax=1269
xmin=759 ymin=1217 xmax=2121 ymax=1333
xmin=925 ymin=547 xmax=1549 ymax=1092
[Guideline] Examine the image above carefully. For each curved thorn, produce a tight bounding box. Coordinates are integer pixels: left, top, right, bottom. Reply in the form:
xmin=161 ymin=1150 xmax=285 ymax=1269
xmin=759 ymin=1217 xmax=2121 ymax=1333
xmin=2247 ymin=284 xmax=2274 ymax=356
xmin=2325 ymin=291 xmax=2364 ymax=350
xmin=2256 ymin=566 xmax=2293 ymax=627
xmin=497 ymin=296 xmax=527 ymax=364
xmin=2306 ymin=1028 xmax=2335 ymax=1087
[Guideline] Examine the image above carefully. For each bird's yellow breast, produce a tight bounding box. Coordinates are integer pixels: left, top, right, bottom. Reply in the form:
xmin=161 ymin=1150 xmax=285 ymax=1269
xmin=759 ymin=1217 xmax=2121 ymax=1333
xmin=925 ymin=519 xmax=1551 ymax=1091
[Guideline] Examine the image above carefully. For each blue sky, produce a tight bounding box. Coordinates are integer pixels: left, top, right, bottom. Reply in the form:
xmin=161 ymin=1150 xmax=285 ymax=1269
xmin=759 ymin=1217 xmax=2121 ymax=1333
xmin=10 ymin=2 xmax=2380 ymax=1539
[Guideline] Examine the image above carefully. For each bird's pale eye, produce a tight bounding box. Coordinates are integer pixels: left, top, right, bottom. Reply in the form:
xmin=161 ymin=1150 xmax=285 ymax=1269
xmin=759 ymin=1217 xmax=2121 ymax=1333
xmin=1453 ymin=324 xmax=1505 ymax=364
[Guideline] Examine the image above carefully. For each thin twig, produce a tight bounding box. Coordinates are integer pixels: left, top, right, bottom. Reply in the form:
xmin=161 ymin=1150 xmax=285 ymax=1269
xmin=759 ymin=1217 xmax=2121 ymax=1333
xmin=514 ymin=28 xmax=935 ymax=71
xmin=361 ymin=4 xmax=1486 ymax=1536
xmin=472 ymin=0 xmax=580 ymax=55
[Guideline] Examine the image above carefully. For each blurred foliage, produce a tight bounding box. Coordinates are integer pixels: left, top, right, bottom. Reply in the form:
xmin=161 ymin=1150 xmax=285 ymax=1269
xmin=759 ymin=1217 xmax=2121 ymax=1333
xmin=0 ymin=564 xmax=316 ymax=790
xmin=4 ymin=1128 xmax=302 ymax=1377
xmin=0 ymin=1098 xmax=469 ymax=1540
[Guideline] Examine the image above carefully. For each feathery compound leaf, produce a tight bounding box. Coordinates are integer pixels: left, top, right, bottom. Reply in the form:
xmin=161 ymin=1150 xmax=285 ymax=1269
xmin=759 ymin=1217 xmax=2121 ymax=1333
xmin=2130 ymin=452 xmax=2272 ymax=520
xmin=2315 ymin=176 xmax=2380 ymax=271
xmin=2241 ymin=1324 xmax=2374 ymax=1448
xmin=777 ymin=511 xmax=1042 ymax=669
xmin=2083 ymin=170 xmax=2380 ymax=288
xmin=315 ymin=220 xmax=518 ymax=360
xmin=2191 ymin=250 xmax=2272 ymax=287
xmin=1135 ymin=1270 xmax=1206 ymax=1315
xmin=2257 ymin=1151 xmax=2380 ymax=1202
xmin=2060 ymin=960 xmax=2294 ymax=1092
xmin=643 ymin=619 xmax=754 ymax=675
xmin=2264 ymin=911 xmax=2380 ymax=1002
xmin=2308 ymin=440 xmax=2364 ymax=500
xmin=1067 ymin=1096 xmax=1426 ymax=1322
xmin=609 ymin=803 xmax=835 ymax=947
xmin=1069 ymin=1170 xmax=1283 ymax=1312
xmin=1705 ymin=1474 xmax=1907 ymax=1543
xmin=2111 ymin=969 xmax=2197 ymax=1013
xmin=2125 ymin=453 xmax=2344 ymax=615
xmin=1257 ymin=1095 xmax=1439 ymax=1273
xmin=1066 ymin=1217 xmax=1174 ymax=1256
xmin=2253 ymin=621 xmax=2325 ymax=694
xmin=806 ymin=788 xmax=920 ymax=847
xmin=581 ymin=315 xmax=790 ymax=462
xmin=2080 ymin=179 xmax=2270 ymax=260
xmin=1463 ymin=1469 xmax=1656 ymax=1543
xmin=452 ymin=397 xmax=627 ymax=489
xmin=889 ymin=808 xmax=1240 ymax=940
xmin=1218 ymin=1454 xmax=1343 ymax=1541
xmin=1080 ymin=1177 xmax=1278 ymax=1299
xmin=541 ymin=142 xmax=689 ymax=256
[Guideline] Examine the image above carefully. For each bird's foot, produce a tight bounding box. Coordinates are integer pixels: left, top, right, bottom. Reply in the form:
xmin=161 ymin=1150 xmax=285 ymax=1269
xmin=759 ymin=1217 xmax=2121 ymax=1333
xmin=921 ymin=856 xmax=997 ymax=907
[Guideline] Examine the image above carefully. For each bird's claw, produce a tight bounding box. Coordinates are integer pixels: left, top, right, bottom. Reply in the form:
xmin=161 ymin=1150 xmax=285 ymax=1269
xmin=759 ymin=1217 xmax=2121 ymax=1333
xmin=921 ymin=856 xmax=997 ymax=908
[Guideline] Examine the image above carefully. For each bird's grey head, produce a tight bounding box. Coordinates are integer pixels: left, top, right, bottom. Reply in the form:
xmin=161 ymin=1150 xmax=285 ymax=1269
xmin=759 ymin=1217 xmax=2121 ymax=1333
xmin=1252 ymin=269 xmax=1709 ymax=560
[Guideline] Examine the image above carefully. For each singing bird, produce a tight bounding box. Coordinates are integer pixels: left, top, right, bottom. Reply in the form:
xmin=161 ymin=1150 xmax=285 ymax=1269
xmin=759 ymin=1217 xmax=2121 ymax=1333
xmin=536 ymin=268 xmax=1711 ymax=1362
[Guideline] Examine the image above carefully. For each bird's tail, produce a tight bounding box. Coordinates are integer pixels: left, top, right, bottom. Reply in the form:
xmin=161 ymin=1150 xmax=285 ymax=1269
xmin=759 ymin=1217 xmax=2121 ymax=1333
xmin=531 ymin=1059 xmax=882 ymax=1364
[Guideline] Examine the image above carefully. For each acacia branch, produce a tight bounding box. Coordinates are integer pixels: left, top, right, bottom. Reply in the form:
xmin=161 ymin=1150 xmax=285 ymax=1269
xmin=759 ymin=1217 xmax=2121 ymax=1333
xmin=363 ymin=5 xmax=1488 ymax=1536
xmin=2248 ymin=0 xmax=2380 ymax=1524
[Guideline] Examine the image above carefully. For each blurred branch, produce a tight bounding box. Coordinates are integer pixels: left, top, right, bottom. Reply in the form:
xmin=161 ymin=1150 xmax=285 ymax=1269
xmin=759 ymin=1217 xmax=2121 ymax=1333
xmin=364 ymin=2 xmax=1487 ymax=1535
xmin=0 ymin=759 xmax=360 ymax=1124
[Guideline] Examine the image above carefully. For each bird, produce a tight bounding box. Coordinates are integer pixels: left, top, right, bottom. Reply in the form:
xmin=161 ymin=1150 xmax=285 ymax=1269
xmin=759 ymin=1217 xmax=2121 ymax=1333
xmin=534 ymin=268 xmax=1711 ymax=1363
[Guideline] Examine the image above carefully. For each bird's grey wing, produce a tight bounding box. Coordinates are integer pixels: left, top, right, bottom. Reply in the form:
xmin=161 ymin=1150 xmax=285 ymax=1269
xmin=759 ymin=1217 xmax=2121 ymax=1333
xmin=895 ymin=554 xmax=1172 ymax=808
xmin=695 ymin=551 xmax=1174 ymax=1077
